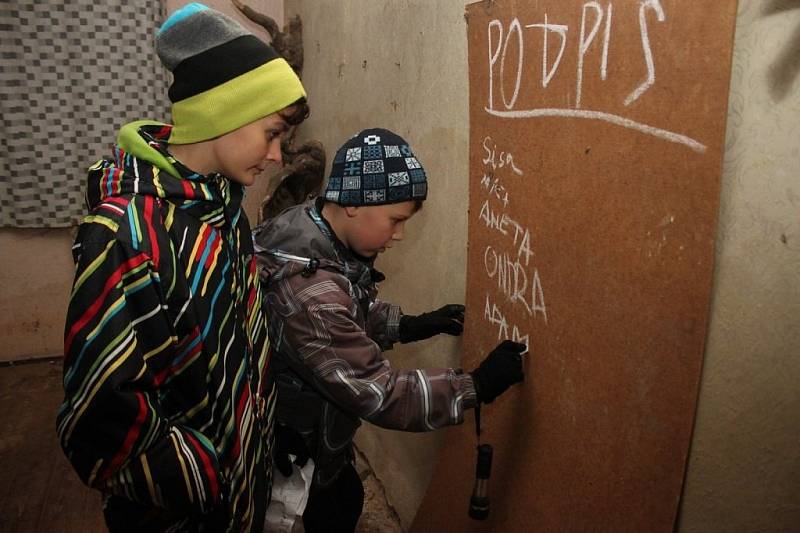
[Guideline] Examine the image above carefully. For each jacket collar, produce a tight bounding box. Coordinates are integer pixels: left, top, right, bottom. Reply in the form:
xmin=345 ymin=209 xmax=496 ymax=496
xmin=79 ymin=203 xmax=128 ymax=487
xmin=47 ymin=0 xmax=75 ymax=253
xmin=254 ymin=198 xmax=385 ymax=285
xmin=86 ymin=121 xmax=245 ymax=229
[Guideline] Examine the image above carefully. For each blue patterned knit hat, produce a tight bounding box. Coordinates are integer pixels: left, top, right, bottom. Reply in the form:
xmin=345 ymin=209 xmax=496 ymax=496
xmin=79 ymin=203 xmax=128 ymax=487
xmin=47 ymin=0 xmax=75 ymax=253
xmin=324 ymin=128 xmax=428 ymax=206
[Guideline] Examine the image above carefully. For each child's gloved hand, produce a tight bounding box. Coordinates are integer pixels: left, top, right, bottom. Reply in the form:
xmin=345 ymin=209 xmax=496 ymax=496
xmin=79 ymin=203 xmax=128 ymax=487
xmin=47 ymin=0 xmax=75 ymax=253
xmin=470 ymin=340 xmax=526 ymax=404
xmin=399 ymin=304 xmax=465 ymax=343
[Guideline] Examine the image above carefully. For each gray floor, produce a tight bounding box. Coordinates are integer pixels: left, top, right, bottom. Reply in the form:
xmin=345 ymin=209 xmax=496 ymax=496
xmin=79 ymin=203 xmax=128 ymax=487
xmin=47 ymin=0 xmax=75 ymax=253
xmin=0 ymin=360 xmax=105 ymax=533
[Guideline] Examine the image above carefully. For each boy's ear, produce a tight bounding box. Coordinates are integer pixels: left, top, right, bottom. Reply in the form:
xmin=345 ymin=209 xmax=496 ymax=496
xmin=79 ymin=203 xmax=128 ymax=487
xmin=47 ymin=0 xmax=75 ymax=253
xmin=343 ymin=206 xmax=360 ymax=218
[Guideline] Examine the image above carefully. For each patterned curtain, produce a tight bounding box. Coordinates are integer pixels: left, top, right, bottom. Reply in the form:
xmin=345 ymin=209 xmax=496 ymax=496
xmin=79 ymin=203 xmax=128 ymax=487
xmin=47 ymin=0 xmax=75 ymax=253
xmin=0 ymin=0 xmax=169 ymax=228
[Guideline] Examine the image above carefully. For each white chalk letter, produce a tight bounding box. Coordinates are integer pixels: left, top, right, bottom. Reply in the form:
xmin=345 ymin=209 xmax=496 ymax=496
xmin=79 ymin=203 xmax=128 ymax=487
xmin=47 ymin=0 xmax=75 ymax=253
xmin=487 ymin=20 xmax=503 ymax=110
xmin=624 ymin=0 xmax=666 ymax=106
xmin=501 ymin=18 xmax=524 ymax=110
xmin=601 ymin=3 xmax=613 ymax=80
xmin=526 ymin=14 xmax=568 ymax=88
xmin=576 ymin=2 xmax=603 ymax=109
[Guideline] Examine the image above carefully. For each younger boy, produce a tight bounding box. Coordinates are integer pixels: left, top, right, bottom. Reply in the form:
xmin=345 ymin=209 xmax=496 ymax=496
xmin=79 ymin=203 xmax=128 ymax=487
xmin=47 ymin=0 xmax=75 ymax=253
xmin=57 ymin=4 xmax=307 ymax=531
xmin=254 ymin=128 xmax=525 ymax=531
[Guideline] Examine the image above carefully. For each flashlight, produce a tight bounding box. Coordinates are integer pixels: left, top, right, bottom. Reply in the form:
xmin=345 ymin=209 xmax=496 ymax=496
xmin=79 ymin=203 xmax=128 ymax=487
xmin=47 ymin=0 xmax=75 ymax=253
xmin=468 ymin=443 xmax=493 ymax=520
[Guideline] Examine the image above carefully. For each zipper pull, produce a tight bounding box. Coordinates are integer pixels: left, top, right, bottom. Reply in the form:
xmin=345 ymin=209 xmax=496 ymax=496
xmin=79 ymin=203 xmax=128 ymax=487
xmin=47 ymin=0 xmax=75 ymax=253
xmin=301 ymin=258 xmax=320 ymax=277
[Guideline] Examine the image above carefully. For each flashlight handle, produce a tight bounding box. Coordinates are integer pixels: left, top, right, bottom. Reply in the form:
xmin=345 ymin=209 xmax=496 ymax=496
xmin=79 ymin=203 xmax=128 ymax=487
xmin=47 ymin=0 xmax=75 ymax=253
xmin=468 ymin=444 xmax=493 ymax=520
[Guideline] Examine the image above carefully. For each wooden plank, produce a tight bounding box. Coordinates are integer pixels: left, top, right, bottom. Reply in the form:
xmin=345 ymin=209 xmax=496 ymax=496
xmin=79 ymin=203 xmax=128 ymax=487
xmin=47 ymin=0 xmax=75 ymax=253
xmin=413 ymin=1 xmax=737 ymax=531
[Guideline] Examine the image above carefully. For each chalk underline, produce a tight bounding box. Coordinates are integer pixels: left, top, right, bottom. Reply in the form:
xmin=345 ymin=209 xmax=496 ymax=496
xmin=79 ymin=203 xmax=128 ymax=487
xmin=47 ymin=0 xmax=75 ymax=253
xmin=484 ymin=107 xmax=707 ymax=154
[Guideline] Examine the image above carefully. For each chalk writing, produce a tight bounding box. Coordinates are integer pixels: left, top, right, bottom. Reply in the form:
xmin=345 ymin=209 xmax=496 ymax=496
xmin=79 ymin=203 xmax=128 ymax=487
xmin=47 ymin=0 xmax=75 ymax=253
xmin=485 ymin=108 xmax=705 ymax=152
xmin=484 ymin=2 xmax=706 ymax=153
xmin=476 ymin=133 xmax=547 ymax=340
xmin=480 ymin=173 xmax=510 ymax=208
xmin=476 ymin=170 xmax=545 ymax=321
xmin=482 ymin=136 xmax=524 ymax=176
xmin=484 ymin=245 xmax=547 ymax=322
xmin=478 ymin=200 xmax=533 ymax=265
xmin=525 ymin=14 xmax=567 ymax=88
xmin=484 ymin=293 xmax=530 ymax=349
xmin=625 ymin=0 xmax=665 ymax=106
xmin=576 ymin=2 xmax=613 ymax=108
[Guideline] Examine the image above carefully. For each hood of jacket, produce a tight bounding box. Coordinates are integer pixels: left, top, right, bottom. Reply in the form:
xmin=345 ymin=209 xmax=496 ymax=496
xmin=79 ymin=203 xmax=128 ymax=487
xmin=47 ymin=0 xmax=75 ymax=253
xmin=254 ymin=199 xmax=385 ymax=288
xmin=85 ymin=120 xmax=245 ymax=228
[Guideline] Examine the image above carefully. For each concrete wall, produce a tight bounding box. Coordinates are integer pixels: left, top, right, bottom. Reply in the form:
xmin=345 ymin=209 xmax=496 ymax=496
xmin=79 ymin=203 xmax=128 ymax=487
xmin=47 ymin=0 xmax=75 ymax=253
xmin=0 ymin=0 xmax=283 ymax=363
xmin=676 ymin=2 xmax=800 ymax=531
xmin=0 ymin=229 xmax=76 ymax=360
xmin=287 ymin=0 xmax=799 ymax=530
xmin=284 ymin=0 xmax=471 ymax=525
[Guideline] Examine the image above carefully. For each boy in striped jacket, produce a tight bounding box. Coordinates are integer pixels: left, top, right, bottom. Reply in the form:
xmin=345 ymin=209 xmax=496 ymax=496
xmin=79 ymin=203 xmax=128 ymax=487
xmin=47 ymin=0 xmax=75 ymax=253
xmin=57 ymin=4 xmax=306 ymax=531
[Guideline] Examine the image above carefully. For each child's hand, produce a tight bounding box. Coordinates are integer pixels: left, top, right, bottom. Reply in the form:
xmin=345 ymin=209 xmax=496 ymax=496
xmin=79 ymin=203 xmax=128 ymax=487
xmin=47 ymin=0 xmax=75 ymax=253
xmin=470 ymin=340 xmax=526 ymax=404
xmin=399 ymin=304 xmax=465 ymax=343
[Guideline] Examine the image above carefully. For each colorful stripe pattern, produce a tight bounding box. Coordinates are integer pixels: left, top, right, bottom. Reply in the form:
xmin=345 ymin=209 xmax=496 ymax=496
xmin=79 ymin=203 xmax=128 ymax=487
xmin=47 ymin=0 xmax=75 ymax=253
xmin=57 ymin=123 xmax=275 ymax=532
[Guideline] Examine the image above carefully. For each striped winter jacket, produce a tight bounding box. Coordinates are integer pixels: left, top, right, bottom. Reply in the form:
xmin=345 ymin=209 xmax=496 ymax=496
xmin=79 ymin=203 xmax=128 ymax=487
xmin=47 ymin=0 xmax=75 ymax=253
xmin=253 ymin=199 xmax=477 ymax=484
xmin=57 ymin=122 xmax=275 ymax=532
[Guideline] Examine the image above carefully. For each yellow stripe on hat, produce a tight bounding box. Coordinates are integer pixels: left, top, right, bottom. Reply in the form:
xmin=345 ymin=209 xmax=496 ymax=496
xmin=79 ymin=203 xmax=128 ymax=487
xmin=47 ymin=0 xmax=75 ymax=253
xmin=169 ymin=58 xmax=306 ymax=145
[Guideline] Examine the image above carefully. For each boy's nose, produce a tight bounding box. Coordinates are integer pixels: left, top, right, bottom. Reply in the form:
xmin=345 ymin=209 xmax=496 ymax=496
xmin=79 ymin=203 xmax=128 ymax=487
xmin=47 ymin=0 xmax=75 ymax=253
xmin=393 ymin=222 xmax=406 ymax=241
xmin=266 ymin=140 xmax=283 ymax=165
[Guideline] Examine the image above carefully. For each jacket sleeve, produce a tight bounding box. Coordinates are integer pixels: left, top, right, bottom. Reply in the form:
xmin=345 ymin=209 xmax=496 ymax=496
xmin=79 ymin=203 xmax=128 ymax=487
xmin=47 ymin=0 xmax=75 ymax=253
xmin=57 ymin=231 xmax=222 ymax=514
xmin=364 ymin=299 xmax=402 ymax=350
xmin=266 ymin=270 xmax=477 ymax=432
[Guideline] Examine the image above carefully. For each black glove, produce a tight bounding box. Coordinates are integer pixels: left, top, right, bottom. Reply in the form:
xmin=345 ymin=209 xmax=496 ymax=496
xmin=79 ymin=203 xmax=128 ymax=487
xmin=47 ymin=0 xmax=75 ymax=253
xmin=470 ymin=340 xmax=526 ymax=404
xmin=274 ymin=423 xmax=311 ymax=478
xmin=399 ymin=304 xmax=465 ymax=343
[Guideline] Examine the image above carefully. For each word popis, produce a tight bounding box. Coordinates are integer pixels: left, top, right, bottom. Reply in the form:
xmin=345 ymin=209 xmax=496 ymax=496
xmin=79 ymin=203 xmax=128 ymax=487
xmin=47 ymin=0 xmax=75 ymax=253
xmin=487 ymin=1 xmax=666 ymax=111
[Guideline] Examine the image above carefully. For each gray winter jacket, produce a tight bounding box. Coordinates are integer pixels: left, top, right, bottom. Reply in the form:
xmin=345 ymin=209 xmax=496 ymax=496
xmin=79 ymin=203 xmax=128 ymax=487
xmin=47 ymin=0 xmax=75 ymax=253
xmin=253 ymin=198 xmax=476 ymax=484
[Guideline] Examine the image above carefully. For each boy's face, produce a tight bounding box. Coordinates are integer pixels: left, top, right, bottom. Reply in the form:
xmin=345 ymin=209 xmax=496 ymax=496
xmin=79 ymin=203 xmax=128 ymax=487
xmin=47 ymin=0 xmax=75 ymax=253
xmin=343 ymin=201 xmax=418 ymax=259
xmin=209 ymin=108 xmax=295 ymax=186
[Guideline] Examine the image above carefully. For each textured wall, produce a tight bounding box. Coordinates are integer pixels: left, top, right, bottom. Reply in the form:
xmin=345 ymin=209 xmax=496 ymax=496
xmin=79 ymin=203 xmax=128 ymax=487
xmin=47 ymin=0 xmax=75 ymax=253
xmin=284 ymin=0 xmax=471 ymax=526
xmin=0 ymin=229 xmax=75 ymax=360
xmin=289 ymin=0 xmax=799 ymax=530
xmin=676 ymin=1 xmax=800 ymax=531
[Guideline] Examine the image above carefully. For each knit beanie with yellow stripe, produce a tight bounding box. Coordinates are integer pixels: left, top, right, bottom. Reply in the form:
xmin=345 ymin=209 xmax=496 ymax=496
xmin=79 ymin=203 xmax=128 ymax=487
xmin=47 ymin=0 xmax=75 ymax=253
xmin=155 ymin=2 xmax=306 ymax=145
